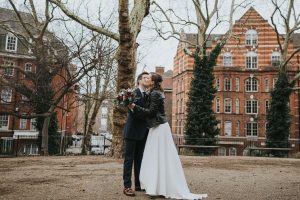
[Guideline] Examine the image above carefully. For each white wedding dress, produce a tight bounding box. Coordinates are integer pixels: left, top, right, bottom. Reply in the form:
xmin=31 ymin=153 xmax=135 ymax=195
xmin=139 ymin=122 xmax=207 ymax=200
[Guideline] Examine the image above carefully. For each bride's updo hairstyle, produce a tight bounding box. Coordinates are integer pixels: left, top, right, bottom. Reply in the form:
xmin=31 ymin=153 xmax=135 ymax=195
xmin=151 ymin=73 xmax=164 ymax=92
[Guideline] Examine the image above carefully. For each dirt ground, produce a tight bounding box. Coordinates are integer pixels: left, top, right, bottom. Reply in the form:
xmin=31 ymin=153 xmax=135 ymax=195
xmin=0 ymin=156 xmax=299 ymax=200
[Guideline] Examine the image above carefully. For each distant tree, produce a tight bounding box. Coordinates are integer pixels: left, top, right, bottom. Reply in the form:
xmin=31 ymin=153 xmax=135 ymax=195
xmin=265 ymin=0 xmax=300 ymax=156
xmin=185 ymin=44 xmax=223 ymax=155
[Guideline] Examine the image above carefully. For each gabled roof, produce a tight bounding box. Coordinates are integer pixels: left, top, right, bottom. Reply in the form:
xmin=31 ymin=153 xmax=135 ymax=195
xmin=180 ymin=7 xmax=300 ymax=48
xmin=0 ymin=7 xmax=36 ymax=35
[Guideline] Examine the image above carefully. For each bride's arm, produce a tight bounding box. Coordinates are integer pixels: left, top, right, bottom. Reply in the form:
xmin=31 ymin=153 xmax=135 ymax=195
xmin=132 ymin=92 xmax=160 ymax=118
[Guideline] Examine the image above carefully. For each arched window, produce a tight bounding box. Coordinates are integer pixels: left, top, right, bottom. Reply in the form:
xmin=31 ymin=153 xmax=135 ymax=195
xmin=245 ymin=29 xmax=257 ymax=46
xmin=246 ymin=122 xmax=258 ymax=136
xmin=265 ymin=99 xmax=270 ymax=113
xmin=224 ymin=78 xmax=231 ymax=91
xmin=236 ymin=98 xmax=240 ymax=114
xmin=216 ymin=98 xmax=220 ymax=113
xmin=245 ymin=77 xmax=258 ymax=92
xmin=235 ymin=78 xmax=240 ymax=91
xmin=6 ymin=33 xmax=18 ymax=52
xmin=229 ymin=147 xmax=237 ymax=156
xmin=271 ymin=51 xmax=281 ymax=67
xmin=246 ymin=51 xmax=258 ymax=69
xmin=224 ymin=121 xmax=232 ymax=136
xmin=218 ymin=147 xmax=226 ymax=156
xmin=236 ymin=121 xmax=240 ymax=136
xmin=224 ymin=98 xmax=232 ymax=113
xmin=223 ymin=52 xmax=232 ymax=67
xmin=246 ymin=99 xmax=258 ymax=114
xmin=216 ymin=78 xmax=220 ymax=91
xmin=264 ymin=78 xmax=269 ymax=92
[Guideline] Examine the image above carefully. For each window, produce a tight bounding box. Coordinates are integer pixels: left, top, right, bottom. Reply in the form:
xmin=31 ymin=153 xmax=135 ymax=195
xmin=218 ymin=147 xmax=226 ymax=156
xmin=20 ymin=116 xmax=27 ymax=129
xmin=265 ymin=99 xmax=270 ymax=113
xmin=224 ymin=121 xmax=232 ymax=136
xmin=245 ymin=77 xmax=258 ymax=92
xmin=245 ymin=29 xmax=257 ymax=46
xmin=246 ymin=51 xmax=258 ymax=69
xmin=246 ymin=99 xmax=258 ymax=114
xmin=229 ymin=147 xmax=237 ymax=156
xmin=181 ymin=78 xmax=184 ymax=91
xmin=216 ymin=78 xmax=220 ymax=91
xmin=236 ymin=98 xmax=240 ymax=114
xmin=181 ymin=57 xmax=184 ymax=72
xmin=224 ymin=98 xmax=232 ymax=113
xmin=216 ymin=98 xmax=220 ymax=113
xmin=236 ymin=121 xmax=240 ymax=136
xmin=6 ymin=33 xmax=18 ymax=51
xmin=179 ymin=57 xmax=184 ymax=73
xmin=24 ymin=63 xmax=32 ymax=78
xmin=1 ymin=87 xmax=12 ymax=103
xmin=180 ymin=99 xmax=184 ymax=113
xmin=273 ymin=78 xmax=278 ymax=89
xmin=223 ymin=52 xmax=232 ymax=67
xmin=4 ymin=61 xmax=14 ymax=76
xmin=235 ymin=78 xmax=240 ymax=92
xmin=224 ymin=78 xmax=231 ymax=91
xmin=21 ymin=95 xmax=29 ymax=101
xmin=265 ymin=79 xmax=269 ymax=92
xmin=25 ymin=63 xmax=32 ymax=72
xmin=28 ymin=38 xmax=33 ymax=53
xmin=246 ymin=122 xmax=258 ymax=136
xmin=0 ymin=114 xmax=9 ymax=130
xmin=271 ymin=52 xmax=281 ymax=67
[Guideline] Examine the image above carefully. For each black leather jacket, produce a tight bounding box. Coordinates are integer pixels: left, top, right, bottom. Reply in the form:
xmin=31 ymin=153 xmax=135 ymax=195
xmin=133 ymin=90 xmax=168 ymax=128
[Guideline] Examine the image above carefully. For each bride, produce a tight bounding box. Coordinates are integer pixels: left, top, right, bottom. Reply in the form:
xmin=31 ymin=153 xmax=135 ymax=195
xmin=130 ymin=73 xmax=207 ymax=200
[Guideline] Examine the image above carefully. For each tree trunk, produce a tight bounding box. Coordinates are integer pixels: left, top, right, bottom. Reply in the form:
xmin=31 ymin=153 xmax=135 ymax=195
xmin=111 ymin=0 xmax=135 ymax=158
xmin=41 ymin=115 xmax=51 ymax=156
xmin=110 ymin=0 xmax=150 ymax=158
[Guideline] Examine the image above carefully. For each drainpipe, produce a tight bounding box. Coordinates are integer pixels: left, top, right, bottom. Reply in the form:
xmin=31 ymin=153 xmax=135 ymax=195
xmin=297 ymin=55 xmax=300 ymax=152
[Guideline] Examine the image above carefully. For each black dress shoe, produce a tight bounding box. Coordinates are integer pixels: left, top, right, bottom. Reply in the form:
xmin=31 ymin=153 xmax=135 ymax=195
xmin=135 ymin=186 xmax=145 ymax=192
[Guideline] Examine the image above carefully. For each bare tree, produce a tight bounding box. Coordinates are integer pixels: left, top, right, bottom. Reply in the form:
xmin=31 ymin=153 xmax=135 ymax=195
xmin=151 ymin=0 xmax=251 ymax=54
xmin=71 ymin=30 xmax=117 ymax=154
xmin=0 ymin=1 xmax=104 ymax=155
xmin=269 ymin=0 xmax=300 ymax=76
xmin=49 ymin=0 xmax=151 ymax=158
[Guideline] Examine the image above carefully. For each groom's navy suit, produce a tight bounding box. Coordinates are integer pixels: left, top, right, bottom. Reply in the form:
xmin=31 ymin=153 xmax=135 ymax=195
xmin=123 ymin=88 xmax=149 ymax=189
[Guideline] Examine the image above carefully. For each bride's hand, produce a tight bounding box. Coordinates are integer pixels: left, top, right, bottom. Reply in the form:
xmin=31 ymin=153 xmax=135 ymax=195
xmin=128 ymin=103 xmax=135 ymax=110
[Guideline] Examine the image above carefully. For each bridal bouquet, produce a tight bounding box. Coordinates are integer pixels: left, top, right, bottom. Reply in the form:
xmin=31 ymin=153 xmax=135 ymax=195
xmin=115 ymin=89 xmax=136 ymax=107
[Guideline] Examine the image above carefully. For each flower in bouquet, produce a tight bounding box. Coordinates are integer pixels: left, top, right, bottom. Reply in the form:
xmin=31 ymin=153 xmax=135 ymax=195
xmin=115 ymin=88 xmax=136 ymax=107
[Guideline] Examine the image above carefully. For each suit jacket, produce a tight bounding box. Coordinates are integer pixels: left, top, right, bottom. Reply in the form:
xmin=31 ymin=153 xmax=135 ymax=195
xmin=123 ymin=88 xmax=149 ymax=140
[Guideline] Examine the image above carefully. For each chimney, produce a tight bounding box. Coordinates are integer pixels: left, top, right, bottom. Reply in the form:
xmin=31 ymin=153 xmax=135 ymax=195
xmin=155 ymin=66 xmax=165 ymax=76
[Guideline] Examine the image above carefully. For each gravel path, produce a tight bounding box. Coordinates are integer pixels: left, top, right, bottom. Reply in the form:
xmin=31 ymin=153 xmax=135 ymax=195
xmin=0 ymin=156 xmax=299 ymax=200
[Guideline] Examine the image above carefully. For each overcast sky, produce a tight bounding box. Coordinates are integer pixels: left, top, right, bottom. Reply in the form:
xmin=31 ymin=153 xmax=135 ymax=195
xmin=1 ymin=0 xmax=299 ymax=75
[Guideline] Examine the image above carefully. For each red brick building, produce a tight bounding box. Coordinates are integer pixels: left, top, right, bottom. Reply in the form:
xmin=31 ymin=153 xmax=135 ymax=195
xmin=172 ymin=7 xmax=300 ymax=156
xmin=0 ymin=8 xmax=78 ymax=155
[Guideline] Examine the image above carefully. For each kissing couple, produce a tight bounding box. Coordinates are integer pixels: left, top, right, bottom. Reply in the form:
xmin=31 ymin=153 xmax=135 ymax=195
xmin=123 ymin=72 xmax=207 ymax=199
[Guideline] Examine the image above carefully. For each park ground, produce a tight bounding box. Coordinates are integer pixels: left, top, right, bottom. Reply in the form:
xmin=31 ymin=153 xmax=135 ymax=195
xmin=0 ymin=156 xmax=300 ymax=200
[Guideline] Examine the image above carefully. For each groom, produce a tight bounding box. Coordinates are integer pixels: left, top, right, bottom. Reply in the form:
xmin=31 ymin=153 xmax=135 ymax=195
xmin=123 ymin=72 xmax=150 ymax=197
